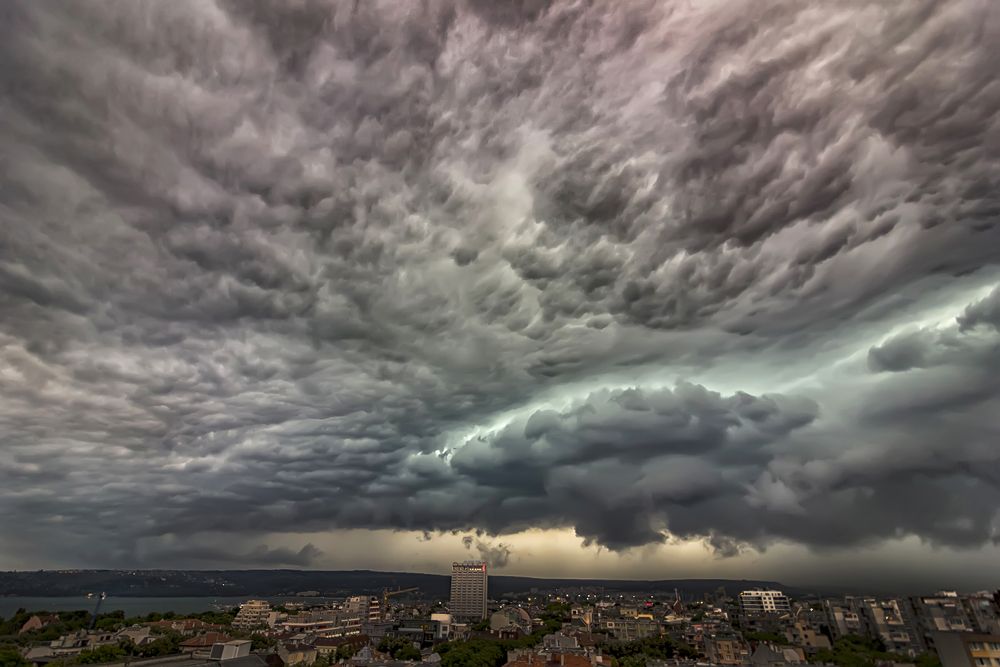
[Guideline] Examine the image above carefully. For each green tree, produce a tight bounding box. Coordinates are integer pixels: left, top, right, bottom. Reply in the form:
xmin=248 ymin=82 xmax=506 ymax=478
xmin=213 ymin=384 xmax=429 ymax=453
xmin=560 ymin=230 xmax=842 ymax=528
xmin=251 ymin=634 xmax=277 ymax=652
xmin=542 ymin=604 xmax=571 ymax=621
xmin=379 ymin=637 xmax=423 ymax=660
xmin=915 ymin=653 xmax=942 ymax=667
xmin=0 ymin=646 xmax=30 ymax=667
xmin=810 ymin=635 xmax=908 ymax=667
xmin=76 ymin=644 xmax=127 ymax=664
xmin=438 ymin=640 xmax=505 ymax=667
xmin=396 ymin=644 xmax=421 ymax=661
xmin=134 ymin=632 xmax=182 ymax=658
xmin=117 ymin=637 xmax=137 ymax=655
xmin=676 ymin=643 xmax=698 ymax=659
xmin=94 ymin=618 xmax=123 ymax=632
xmin=620 ymin=656 xmax=647 ymax=667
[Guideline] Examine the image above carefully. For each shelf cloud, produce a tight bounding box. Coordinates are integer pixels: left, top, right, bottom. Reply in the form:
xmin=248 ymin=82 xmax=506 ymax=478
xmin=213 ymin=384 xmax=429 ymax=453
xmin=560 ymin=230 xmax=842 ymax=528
xmin=1 ymin=0 xmax=998 ymax=584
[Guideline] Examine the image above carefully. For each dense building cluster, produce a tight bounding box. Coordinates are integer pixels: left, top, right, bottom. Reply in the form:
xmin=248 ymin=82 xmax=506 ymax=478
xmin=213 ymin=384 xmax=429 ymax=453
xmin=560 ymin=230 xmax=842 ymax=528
xmin=5 ymin=573 xmax=1000 ymax=667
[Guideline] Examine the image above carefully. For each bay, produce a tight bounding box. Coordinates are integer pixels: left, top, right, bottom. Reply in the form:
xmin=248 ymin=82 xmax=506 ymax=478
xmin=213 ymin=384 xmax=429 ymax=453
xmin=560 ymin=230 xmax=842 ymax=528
xmin=0 ymin=596 xmax=339 ymax=619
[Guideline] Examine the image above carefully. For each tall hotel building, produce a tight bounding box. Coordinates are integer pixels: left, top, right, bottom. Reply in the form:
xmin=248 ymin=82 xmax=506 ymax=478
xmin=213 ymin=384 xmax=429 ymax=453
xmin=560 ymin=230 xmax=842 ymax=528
xmin=450 ymin=560 xmax=488 ymax=620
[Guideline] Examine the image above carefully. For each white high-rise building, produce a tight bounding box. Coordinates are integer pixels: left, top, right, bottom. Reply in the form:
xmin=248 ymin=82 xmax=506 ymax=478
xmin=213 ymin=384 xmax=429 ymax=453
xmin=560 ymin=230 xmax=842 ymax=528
xmin=450 ymin=561 xmax=488 ymax=620
xmin=232 ymin=599 xmax=274 ymax=630
xmin=739 ymin=589 xmax=791 ymax=615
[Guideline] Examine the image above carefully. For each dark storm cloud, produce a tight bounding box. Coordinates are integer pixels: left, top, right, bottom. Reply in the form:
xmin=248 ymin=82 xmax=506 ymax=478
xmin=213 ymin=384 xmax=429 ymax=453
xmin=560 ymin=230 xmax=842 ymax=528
xmin=1 ymin=0 xmax=999 ymax=571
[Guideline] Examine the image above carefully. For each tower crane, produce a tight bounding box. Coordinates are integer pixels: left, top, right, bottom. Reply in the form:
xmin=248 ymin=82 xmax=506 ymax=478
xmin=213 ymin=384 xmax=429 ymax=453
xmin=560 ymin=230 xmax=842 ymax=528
xmin=88 ymin=593 xmax=107 ymax=630
xmin=381 ymin=587 xmax=419 ymax=620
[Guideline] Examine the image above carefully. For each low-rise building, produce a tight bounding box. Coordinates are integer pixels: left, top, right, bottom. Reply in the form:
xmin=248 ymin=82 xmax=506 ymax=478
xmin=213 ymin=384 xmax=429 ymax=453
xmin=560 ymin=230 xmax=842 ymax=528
xmin=279 ymin=642 xmax=318 ymax=666
xmin=398 ymin=619 xmax=441 ymax=647
xmin=571 ymin=607 xmax=594 ymax=628
xmin=602 ymin=618 xmax=660 ymax=641
xmin=504 ymin=653 xmax=593 ymax=667
xmin=314 ymin=634 xmax=368 ymax=659
xmin=147 ymin=619 xmax=225 ymax=635
xmin=704 ymin=634 xmax=749 ymax=666
xmin=430 ymin=614 xmax=453 ymax=641
xmin=784 ymin=620 xmax=831 ymax=653
xmin=19 ymin=615 xmax=60 ymax=634
xmin=542 ymin=633 xmax=580 ymax=651
xmin=181 ymin=632 xmax=235 ymax=655
xmin=491 ymin=608 xmax=533 ymax=637
xmin=751 ymin=644 xmax=805 ymax=667
xmin=116 ymin=625 xmax=155 ymax=646
xmin=504 ymin=646 xmax=608 ymax=667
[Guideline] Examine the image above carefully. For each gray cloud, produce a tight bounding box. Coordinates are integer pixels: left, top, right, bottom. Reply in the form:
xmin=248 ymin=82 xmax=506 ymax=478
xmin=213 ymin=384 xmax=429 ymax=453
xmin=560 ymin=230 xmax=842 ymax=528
xmin=461 ymin=535 xmax=512 ymax=569
xmin=958 ymin=285 xmax=1000 ymax=332
xmin=134 ymin=542 xmax=325 ymax=568
xmin=0 ymin=0 xmax=999 ymax=582
xmin=475 ymin=541 xmax=513 ymax=570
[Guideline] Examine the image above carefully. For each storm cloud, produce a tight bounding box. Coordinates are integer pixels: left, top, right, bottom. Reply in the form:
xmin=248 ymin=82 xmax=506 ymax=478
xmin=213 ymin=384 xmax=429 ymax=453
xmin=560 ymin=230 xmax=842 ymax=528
xmin=1 ymin=0 xmax=999 ymax=580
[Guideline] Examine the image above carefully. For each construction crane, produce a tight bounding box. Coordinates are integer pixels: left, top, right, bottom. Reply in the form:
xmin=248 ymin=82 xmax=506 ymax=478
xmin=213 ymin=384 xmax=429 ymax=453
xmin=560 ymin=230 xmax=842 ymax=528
xmin=88 ymin=593 xmax=107 ymax=630
xmin=381 ymin=587 xmax=419 ymax=620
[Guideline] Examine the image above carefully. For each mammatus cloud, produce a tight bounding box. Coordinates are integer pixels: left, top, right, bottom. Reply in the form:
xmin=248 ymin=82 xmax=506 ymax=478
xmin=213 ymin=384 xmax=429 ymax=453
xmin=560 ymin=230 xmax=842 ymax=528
xmin=1 ymin=0 xmax=999 ymax=582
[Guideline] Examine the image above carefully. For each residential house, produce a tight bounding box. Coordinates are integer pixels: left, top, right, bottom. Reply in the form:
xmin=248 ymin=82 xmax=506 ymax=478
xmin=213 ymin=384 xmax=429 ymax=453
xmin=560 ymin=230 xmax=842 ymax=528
xmin=491 ymin=608 xmax=533 ymax=637
xmin=181 ymin=632 xmax=235 ymax=656
xmin=147 ymin=619 xmax=225 ymax=635
xmin=19 ymin=615 xmax=60 ymax=634
xmin=751 ymin=644 xmax=805 ymax=667
xmin=279 ymin=642 xmax=318 ymax=666
xmin=314 ymin=634 xmax=368 ymax=659
xmin=704 ymin=634 xmax=749 ymax=666
xmin=115 ymin=625 xmax=155 ymax=646
xmin=784 ymin=620 xmax=831 ymax=654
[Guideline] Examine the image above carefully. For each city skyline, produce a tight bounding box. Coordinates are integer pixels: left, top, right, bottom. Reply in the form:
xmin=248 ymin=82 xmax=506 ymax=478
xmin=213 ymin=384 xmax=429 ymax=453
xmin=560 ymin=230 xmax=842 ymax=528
xmin=2 ymin=1 xmax=1000 ymax=590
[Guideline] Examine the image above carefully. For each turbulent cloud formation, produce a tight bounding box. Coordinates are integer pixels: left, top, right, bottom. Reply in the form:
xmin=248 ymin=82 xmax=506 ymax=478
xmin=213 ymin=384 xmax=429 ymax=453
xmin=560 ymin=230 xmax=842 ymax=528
xmin=1 ymin=0 xmax=1000 ymax=580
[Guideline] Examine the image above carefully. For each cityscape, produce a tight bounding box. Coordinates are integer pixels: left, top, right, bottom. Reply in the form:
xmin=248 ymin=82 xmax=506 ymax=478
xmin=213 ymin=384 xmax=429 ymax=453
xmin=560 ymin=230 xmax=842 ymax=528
xmin=2 ymin=562 xmax=999 ymax=667
xmin=3 ymin=3 xmax=1000 ymax=667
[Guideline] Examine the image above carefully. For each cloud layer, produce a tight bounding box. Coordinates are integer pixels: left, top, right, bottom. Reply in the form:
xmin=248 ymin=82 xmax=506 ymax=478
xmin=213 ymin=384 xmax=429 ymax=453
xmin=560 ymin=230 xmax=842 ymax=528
xmin=1 ymin=0 xmax=999 ymax=578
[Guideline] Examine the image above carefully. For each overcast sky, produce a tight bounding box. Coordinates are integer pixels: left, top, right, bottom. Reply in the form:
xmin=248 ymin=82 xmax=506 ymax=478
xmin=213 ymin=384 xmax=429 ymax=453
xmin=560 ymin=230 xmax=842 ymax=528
xmin=1 ymin=0 xmax=999 ymax=593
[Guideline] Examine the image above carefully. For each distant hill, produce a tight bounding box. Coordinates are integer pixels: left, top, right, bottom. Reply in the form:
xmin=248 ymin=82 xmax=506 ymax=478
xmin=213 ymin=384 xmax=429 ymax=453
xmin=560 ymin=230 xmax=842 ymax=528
xmin=0 ymin=569 xmax=818 ymax=598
